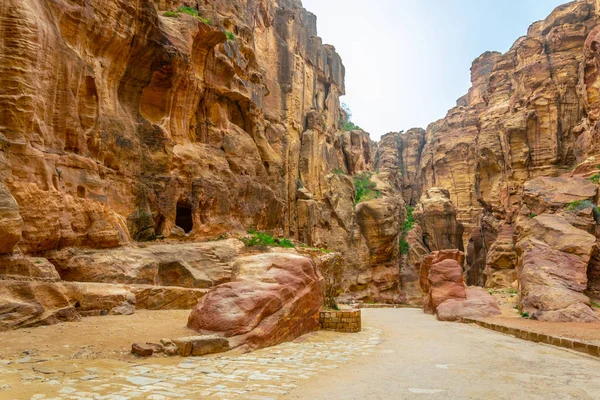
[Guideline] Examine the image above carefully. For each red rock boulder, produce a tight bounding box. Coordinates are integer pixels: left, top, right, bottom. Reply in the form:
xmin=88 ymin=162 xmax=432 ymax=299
xmin=436 ymin=287 xmax=501 ymax=321
xmin=420 ymin=250 xmax=466 ymax=314
xmin=187 ymin=253 xmax=323 ymax=350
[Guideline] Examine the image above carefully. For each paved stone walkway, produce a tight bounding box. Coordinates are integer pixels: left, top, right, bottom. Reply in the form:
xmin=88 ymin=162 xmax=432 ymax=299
xmin=3 ymin=309 xmax=600 ymax=399
xmin=0 ymin=327 xmax=382 ymax=399
xmin=287 ymin=309 xmax=600 ymax=400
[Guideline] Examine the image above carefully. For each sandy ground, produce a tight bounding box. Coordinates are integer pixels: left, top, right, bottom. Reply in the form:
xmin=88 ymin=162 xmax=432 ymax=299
xmin=0 ymin=310 xmax=196 ymax=361
xmin=286 ymin=308 xmax=600 ymax=400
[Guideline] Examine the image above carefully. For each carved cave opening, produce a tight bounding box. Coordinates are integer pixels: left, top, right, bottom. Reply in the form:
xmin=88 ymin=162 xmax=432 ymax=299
xmin=175 ymin=203 xmax=194 ymax=234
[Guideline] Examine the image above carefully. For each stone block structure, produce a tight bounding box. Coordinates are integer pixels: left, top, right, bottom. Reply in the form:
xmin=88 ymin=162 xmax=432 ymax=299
xmin=320 ymin=309 xmax=361 ymax=333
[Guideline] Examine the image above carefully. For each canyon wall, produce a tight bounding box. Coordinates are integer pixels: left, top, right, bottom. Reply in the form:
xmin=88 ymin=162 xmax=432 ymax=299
xmin=376 ymin=0 xmax=600 ymax=318
xmin=4 ymin=0 xmax=600 ymax=324
xmin=0 ymin=0 xmax=406 ymax=315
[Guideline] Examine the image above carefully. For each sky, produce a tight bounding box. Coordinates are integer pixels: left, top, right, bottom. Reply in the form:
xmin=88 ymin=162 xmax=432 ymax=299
xmin=301 ymin=0 xmax=568 ymax=140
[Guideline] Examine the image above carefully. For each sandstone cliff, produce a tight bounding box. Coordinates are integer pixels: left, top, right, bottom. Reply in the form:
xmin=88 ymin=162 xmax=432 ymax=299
xmin=0 ymin=0 xmax=407 ymax=329
xmin=373 ymin=0 xmax=600 ymax=320
xmin=4 ymin=0 xmax=600 ymax=327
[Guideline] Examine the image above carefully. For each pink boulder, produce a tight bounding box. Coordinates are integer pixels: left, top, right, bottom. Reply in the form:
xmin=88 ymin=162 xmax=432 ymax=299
xmin=436 ymin=287 xmax=501 ymax=321
xmin=421 ymin=251 xmax=466 ymax=314
xmin=187 ymin=253 xmax=323 ymax=350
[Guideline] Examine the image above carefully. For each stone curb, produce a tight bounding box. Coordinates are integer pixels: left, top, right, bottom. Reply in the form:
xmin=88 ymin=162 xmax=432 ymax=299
xmin=463 ymin=318 xmax=600 ymax=358
xmin=357 ymin=304 xmax=419 ymax=309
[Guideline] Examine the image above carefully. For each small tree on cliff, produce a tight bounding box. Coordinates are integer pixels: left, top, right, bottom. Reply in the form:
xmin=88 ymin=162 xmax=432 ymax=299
xmin=340 ymin=103 xmax=361 ymax=131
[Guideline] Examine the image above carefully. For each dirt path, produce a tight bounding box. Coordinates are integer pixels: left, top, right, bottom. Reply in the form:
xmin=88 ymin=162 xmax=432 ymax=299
xmin=285 ymin=309 xmax=600 ymax=400
xmin=1 ymin=309 xmax=599 ymax=399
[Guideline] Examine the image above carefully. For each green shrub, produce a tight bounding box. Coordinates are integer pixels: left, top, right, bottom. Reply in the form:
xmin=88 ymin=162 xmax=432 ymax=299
xmin=398 ymin=206 xmax=415 ymax=256
xmin=343 ymin=121 xmax=361 ymax=131
xmin=403 ymin=206 xmax=415 ymax=233
xmin=528 ymin=213 xmax=536 ymax=219
xmin=520 ymin=311 xmax=531 ymax=319
xmin=591 ymin=174 xmax=600 ymax=184
xmin=199 ymin=17 xmax=211 ymax=25
xmin=225 ymin=31 xmax=236 ymax=41
xmin=176 ymin=6 xmax=199 ymax=16
xmin=399 ymin=239 xmax=410 ymax=255
xmin=241 ymin=229 xmax=295 ymax=248
xmin=353 ymin=172 xmax=380 ymax=204
xmin=566 ymin=199 xmax=596 ymax=211
xmin=592 ymin=301 xmax=600 ymax=309
xmin=333 ymin=167 xmax=346 ymax=175
xmin=163 ymin=11 xmax=179 ymax=17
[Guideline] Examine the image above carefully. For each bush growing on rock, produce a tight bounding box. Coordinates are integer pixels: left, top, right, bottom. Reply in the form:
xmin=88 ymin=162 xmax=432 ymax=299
xmin=399 ymin=206 xmax=415 ymax=255
xmin=353 ymin=172 xmax=380 ymax=204
xmin=164 ymin=7 xmax=212 ymax=24
xmin=565 ymin=199 xmax=596 ymax=211
xmin=176 ymin=6 xmax=199 ymax=16
xmin=241 ymin=230 xmax=295 ymax=248
xmin=226 ymin=31 xmax=236 ymax=41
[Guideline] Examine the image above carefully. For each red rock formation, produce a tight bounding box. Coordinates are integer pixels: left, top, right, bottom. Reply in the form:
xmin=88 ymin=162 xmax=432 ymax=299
xmin=517 ymin=214 xmax=598 ymax=322
xmin=420 ymin=250 xmax=466 ymax=314
xmin=187 ymin=253 xmax=322 ymax=350
xmin=436 ymin=287 xmax=501 ymax=322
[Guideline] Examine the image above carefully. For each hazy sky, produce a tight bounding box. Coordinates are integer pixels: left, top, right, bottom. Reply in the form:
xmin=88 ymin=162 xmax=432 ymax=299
xmin=301 ymin=0 xmax=568 ymax=140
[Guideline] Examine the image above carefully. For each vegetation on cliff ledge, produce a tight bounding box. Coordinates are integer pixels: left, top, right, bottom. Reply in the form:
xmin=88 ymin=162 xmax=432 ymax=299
xmin=341 ymin=103 xmax=361 ymax=131
xmin=164 ymin=6 xmax=212 ymax=25
xmin=242 ymin=230 xmax=295 ymax=248
xmin=225 ymin=31 xmax=236 ymax=41
xmin=353 ymin=172 xmax=380 ymax=204
xmin=399 ymin=206 xmax=415 ymax=255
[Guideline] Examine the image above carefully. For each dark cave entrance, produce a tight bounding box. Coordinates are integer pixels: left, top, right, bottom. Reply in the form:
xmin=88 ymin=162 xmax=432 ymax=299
xmin=175 ymin=203 xmax=193 ymax=234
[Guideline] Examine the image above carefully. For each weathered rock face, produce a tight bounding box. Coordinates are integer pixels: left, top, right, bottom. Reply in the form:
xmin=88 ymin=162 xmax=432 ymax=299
xmin=0 ymin=183 xmax=23 ymax=254
xmin=0 ymin=0 xmax=347 ymax=248
xmin=187 ymin=253 xmax=322 ymax=350
xmin=516 ymin=214 xmax=598 ymax=322
xmin=483 ymin=224 xmax=517 ymax=288
xmin=376 ymin=129 xmax=425 ymax=205
xmin=413 ymin=188 xmax=464 ymax=252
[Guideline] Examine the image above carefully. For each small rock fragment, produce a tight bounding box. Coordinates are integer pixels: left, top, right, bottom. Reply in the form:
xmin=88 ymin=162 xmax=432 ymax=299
xmin=160 ymin=339 xmax=179 ymax=356
xmin=131 ymin=343 xmax=153 ymax=357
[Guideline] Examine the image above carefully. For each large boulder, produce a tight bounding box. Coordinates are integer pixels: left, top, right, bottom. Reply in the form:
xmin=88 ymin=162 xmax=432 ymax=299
xmin=0 ymin=183 xmax=23 ymax=254
xmin=187 ymin=253 xmax=323 ymax=350
xmin=413 ymin=188 xmax=464 ymax=252
xmin=517 ymin=214 xmax=598 ymax=322
xmin=436 ymin=287 xmax=501 ymax=321
xmin=0 ymin=281 xmax=81 ymax=330
xmin=420 ymin=250 xmax=466 ymax=314
xmin=56 ymin=240 xmax=244 ymax=288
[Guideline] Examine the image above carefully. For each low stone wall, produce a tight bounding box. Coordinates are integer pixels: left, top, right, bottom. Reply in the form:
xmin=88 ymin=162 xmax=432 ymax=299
xmin=464 ymin=318 xmax=600 ymax=358
xmin=320 ymin=309 xmax=361 ymax=333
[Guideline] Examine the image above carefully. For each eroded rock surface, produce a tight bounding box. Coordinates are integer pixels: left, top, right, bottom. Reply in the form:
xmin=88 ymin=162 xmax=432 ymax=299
xmin=187 ymin=253 xmax=322 ymax=350
xmin=420 ymin=250 xmax=466 ymax=314
xmin=517 ymin=215 xmax=598 ymax=322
